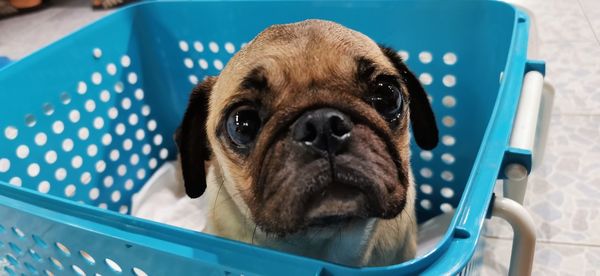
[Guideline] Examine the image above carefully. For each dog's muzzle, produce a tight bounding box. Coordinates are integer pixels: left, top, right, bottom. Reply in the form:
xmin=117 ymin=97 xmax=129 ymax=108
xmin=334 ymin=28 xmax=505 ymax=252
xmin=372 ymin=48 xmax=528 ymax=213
xmin=252 ymin=106 xmax=406 ymax=235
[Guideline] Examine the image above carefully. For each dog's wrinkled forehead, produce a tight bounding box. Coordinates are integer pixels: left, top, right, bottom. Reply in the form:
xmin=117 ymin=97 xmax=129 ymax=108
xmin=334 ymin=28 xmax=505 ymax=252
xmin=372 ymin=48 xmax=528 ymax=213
xmin=211 ymin=20 xmax=397 ymax=103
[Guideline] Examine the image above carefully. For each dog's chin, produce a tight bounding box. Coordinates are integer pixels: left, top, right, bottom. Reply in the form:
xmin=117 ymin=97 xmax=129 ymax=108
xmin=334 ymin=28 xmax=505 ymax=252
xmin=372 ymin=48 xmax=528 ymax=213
xmin=305 ymin=182 xmax=368 ymax=227
xmin=270 ymin=176 xmax=375 ymax=239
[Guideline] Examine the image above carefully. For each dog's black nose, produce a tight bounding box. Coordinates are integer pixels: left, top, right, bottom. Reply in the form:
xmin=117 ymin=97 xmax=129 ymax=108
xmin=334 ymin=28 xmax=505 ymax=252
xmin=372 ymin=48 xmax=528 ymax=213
xmin=293 ymin=108 xmax=353 ymax=154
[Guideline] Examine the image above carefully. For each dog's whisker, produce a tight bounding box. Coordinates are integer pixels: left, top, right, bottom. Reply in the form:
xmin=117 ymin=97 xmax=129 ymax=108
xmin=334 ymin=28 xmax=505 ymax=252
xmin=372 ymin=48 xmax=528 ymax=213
xmin=212 ymin=177 xmax=225 ymax=215
xmin=402 ymin=206 xmax=416 ymax=229
xmin=209 ymin=190 xmax=246 ymax=209
xmin=395 ymin=213 xmax=403 ymax=238
xmin=306 ymin=226 xmax=324 ymax=244
xmin=335 ymin=226 xmax=343 ymax=260
xmin=251 ymin=224 xmax=258 ymax=245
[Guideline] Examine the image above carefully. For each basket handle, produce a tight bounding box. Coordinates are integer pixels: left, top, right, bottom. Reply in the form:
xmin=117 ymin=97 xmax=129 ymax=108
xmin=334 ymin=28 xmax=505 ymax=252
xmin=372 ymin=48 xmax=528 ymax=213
xmin=495 ymin=64 xmax=554 ymax=276
xmin=503 ymin=63 xmax=555 ymax=204
xmin=491 ymin=196 xmax=537 ymax=276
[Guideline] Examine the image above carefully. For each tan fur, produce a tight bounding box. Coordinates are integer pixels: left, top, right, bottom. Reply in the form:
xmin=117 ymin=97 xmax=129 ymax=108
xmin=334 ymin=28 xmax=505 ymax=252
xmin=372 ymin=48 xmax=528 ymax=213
xmin=197 ymin=19 xmax=417 ymax=266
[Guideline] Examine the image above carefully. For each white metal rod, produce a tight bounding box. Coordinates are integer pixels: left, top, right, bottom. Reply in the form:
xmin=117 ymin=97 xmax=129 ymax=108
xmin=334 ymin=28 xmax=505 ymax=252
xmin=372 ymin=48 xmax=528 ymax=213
xmin=492 ymin=197 xmax=537 ymax=276
xmin=503 ymin=163 xmax=529 ymax=204
xmin=532 ymin=82 xmax=555 ymax=169
xmin=510 ymin=71 xmax=544 ymax=151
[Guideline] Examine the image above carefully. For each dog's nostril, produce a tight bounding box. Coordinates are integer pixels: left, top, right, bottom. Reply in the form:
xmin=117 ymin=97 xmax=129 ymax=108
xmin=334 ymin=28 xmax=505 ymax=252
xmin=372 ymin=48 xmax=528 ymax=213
xmin=293 ymin=117 xmax=318 ymax=143
xmin=330 ymin=115 xmax=351 ymax=137
xmin=302 ymin=122 xmax=318 ymax=143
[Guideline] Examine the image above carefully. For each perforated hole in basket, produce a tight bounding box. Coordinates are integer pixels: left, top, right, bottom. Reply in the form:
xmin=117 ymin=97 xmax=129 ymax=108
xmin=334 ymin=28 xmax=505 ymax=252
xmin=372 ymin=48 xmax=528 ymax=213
xmin=72 ymin=264 xmax=86 ymax=276
xmin=105 ymin=258 xmax=122 ymax=273
xmin=132 ymin=267 xmax=149 ymax=276
xmin=79 ymin=250 xmax=95 ymax=265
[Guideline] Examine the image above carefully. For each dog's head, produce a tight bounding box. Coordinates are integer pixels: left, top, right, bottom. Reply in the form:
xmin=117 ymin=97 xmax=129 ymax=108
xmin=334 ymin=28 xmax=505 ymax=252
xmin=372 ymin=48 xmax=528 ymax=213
xmin=176 ymin=20 xmax=437 ymax=236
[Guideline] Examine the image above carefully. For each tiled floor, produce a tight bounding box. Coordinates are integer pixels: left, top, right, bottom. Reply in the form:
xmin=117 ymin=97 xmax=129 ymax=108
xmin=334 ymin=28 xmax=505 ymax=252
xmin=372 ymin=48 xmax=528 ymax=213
xmin=0 ymin=0 xmax=111 ymax=59
xmin=1 ymin=0 xmax=599 ymax=275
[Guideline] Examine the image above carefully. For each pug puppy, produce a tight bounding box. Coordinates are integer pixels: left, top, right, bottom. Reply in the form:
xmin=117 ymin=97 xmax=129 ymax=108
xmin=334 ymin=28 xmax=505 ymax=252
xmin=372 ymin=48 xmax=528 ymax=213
xmin=175 ymin=19 xmax=438 ymax=267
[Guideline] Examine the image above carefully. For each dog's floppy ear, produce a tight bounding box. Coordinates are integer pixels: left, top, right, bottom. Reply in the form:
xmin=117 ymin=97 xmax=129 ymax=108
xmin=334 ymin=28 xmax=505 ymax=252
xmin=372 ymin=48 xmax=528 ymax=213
xmin=175 ymin=77 xmax=217 ymax=198
xmin=379 ymin=45 xmax=439 ymax=150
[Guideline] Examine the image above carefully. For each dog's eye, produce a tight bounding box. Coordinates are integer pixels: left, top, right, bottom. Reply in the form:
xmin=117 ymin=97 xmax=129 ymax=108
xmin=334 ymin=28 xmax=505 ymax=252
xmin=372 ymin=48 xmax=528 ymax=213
xmin=366 ymin=81 xmax=403 ymax=121
xmin=226 ymin=106 xmax=262 ymax=146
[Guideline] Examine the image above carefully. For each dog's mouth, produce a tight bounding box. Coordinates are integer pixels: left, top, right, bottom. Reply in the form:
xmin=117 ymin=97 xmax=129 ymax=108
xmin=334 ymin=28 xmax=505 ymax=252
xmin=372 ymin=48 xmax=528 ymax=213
xmin=302 ymin=162 xmax=394 ymax=228
xmin=305 ymin=178 xmax=369 ymax=227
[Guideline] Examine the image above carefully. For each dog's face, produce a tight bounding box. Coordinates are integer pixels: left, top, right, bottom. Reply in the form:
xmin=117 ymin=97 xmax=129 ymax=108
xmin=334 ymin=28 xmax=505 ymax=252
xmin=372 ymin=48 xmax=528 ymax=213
xmin=176 ymin=20 xmax=437 ymax=237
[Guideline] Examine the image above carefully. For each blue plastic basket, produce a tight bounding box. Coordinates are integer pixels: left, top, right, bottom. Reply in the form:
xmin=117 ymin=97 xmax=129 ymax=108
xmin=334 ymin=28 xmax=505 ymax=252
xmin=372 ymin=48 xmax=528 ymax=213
xmin=0 ymin=57 xmax=11 ymax=69
xmin=0 ymin=1 xmax=537 ymax=275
